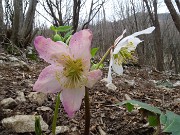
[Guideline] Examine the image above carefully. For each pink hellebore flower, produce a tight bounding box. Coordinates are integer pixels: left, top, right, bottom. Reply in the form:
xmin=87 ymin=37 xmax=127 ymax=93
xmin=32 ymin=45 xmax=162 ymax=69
xmin=33 ymin=29 xmax=102 ymax=118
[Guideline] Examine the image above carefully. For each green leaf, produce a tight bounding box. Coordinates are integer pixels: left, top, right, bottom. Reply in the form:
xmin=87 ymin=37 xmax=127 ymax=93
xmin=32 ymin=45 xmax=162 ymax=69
xmin=125 ymin=103 xmax=134 ymax=112
xmin=64 ymin=30 xmax=74 ymax=39
xmin=163 ymin=111 xmax=180 ymax=134
xmin=35 ymin=116 xmax=42 ymax=135
xmin=91 ymin=47 xmax=99 ymax=58
xmin=148 ymin=115 xmax=159 ymax=126
xmin=56 ymin=26 xmax=72 ymax=32
xmin=91 ymin=63 xmax=104 ymax=70
xmin=53 ymin=34 xmax=63 ymax=42
xmin=52 ymin=93 xmax=61 ymax=135
xmin=160 ymin=113 xmax=167 ymax=125
xmin=118 ymin=100 xmax=162 ymax=115
xmin=65 ymin=35 xmax=72 ymax=45
xmin=50 ymin=25 xmax=57 ymax=32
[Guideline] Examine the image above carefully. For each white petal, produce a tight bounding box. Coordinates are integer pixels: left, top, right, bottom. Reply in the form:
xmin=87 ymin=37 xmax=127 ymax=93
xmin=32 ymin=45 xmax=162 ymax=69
xmin=113 ymin=36 xmax=132 ymax=54
xmin=132 ymin=26 xmax=155 ymax=37
xmin=113 ymin=27 xmax=155 ymax=55
xmin=114 ymin=29 xmax=126 ymax=45
xmin=107 ymin=50 xmax=113 ymax=83
xmin=112 ymin=59 xmax=123 ymax=75
xmin=127 ymin=37 xmax=142 ymax=52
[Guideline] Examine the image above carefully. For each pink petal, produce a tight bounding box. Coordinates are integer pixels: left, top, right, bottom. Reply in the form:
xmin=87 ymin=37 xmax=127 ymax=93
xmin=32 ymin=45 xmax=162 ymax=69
xmin=33 ymin=65 xmax=63 ymax=93
xmin=60 ymin=87 xmax=85 ymax=118
xmin=69 ymin=29 xmax=92 ymax=69
xmin=34 ymin=36 xmax=69 ymax=64
xmin=86 ymin=69 xmax=102 ymax=88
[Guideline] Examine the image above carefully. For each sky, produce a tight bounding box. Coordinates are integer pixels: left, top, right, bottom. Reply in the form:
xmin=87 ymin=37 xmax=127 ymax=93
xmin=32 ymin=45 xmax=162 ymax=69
xmin=2 ymin=0 xmax=176 ymax=27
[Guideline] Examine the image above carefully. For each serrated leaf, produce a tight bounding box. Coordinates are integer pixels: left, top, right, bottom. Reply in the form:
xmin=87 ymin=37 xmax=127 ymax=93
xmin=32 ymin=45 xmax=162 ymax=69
xmin=125 ymin=103 xmax=134 ymax=112
xmin=118 ymin=100 xmax=162 ymax=115
xmin=171 ymin=131 xmax=180 ymax=135
xmin=148 ymin=115 xmax=159 ymax=126
xmin=160 ymin=113 xmax=167 ymax=125
xmin=56 ymin=26 xmax=72 ymax=32
xmin=163 ymin=111 xmax=180 ymax=134
xmin=91 ymin=47 xmax=99 ymax=58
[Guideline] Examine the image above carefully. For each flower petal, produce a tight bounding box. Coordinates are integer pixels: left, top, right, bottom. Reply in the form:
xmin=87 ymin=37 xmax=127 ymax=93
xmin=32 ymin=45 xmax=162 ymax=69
xmin=114 ymin=29 xmax=126 ymax=45
xmin=34 ymin=36 xmax=69 ymax=64
xmin=33 ymin=65 xmax=63 ymax=93
xmin=69 ymin=29 xmax=92 ymax=70
xmin=113 ymin=36 xmax=131 ymax=54
xmin=132 ymin=26 xmax=155 ymax=37
xmin=113 ymin=27 xmax=155 ymax=55
xmin=127 ymin=37 xmax=142 ymax=52
xmin=112 ymin=59 xmax=123 ymax=75
xmin=60 ymin=87 xmax=85 ymax=118
xmin=107 ymin=50 xmax=113 ymax=83
xmin=86 ymin=69 xmax=102 ymax=88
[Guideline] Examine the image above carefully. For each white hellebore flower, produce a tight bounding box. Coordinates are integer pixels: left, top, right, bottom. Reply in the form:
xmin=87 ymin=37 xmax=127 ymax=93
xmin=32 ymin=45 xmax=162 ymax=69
xmin=107 ymin=26 xmax=155 ymax=84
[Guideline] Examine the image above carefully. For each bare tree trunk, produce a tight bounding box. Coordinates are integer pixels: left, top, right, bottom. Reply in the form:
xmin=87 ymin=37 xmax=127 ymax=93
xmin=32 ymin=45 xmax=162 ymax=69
xmin=82 ymin=0 xmax=105 ymax=30
xmin=19 ymin=0 xmax=37 ymax=40
xmin=175 ymin=0 xmax=180 ymax=12
xmin=164 ymin=0 xmax=180 ymax=33
xmin=0 ymin=0 xmax=3 ymax=33
xmin=11 ymin=0 xmax=23 ymax=45
xmin=143 ymin=0 xmax=164 ymax=71
xmin=72 ymin=0 xmax=81 ymax=33
xmin=153 ymin=0 xmax=164 ymax=71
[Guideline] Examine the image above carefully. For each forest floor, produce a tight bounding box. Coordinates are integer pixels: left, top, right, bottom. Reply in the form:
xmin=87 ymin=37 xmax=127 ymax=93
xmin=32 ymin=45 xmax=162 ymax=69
xmin=0 ymin=52 xmax=180 ymax=135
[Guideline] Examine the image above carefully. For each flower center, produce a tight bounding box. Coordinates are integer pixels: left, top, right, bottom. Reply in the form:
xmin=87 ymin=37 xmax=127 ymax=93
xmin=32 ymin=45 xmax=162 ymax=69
xmin=63 ymin=57 xmax=85 ymax=88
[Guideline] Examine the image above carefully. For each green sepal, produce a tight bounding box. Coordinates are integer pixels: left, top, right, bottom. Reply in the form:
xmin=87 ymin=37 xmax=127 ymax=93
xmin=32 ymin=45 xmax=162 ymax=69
xmin=53 ymin=34 xmax=63 ymax=42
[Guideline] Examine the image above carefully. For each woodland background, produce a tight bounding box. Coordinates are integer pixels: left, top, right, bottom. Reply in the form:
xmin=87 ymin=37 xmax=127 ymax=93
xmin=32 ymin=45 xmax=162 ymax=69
xmin=0 ymin=0 xmax=180 ymax=73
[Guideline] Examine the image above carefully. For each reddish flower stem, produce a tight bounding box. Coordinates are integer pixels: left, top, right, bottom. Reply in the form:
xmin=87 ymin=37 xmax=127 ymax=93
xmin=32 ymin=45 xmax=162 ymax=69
xmin=84 ymin=87 xmax=90 ymax=135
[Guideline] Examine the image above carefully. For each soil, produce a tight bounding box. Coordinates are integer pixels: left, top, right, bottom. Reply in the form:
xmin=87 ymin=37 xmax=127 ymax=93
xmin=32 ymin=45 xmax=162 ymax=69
xmin=0 ymin=53 xmax=179 ymax=135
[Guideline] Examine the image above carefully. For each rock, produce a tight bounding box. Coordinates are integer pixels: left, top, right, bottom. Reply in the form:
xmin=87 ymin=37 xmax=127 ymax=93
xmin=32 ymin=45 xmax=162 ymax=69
xmin=124 ymin=79 xmax=135 ymax=87
xmin=2 ymin=109 xmax=13 ymax=114
xmin=11 ymin=60 xmax=31 ymax=71
xmin=0 ymin=55 xmax=7 ymax=60
xmin=0 ymin=98 xmax=17 ymax=109
xmin=37 ymin=106 xmax=53 ymax=112
xmin=174 ymin=98 xmax=180 ymax=104
xmin=106 ymin=83 xmax=117 ymax=90
xmin=173 ymin=81 xmax=180 ymax=87
xmin=1 ymin=115 xmax=48 ymax=133
xmin=156 ymin=79 xmax=173 ymax=88
xmin=27 ymin=92 xmax=47 ymax=105
xmin=15 ymin=91 xmax=26 ymax=102
xmin=8 ymin=56 xmax=19 ymax=62
xmin=101 ymin=78 xmax=109 ymax=83
xmin=55 ymin=126 xmax=70 ymax=134
xmin=0 ymin=60 xmax=3 ymax=64
xmin=19 ymin=60 xmax=31 ymax=71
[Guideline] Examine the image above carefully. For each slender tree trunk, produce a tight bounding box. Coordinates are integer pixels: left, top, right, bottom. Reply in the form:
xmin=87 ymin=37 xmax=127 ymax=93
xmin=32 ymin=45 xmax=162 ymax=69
xmin=0 ymin=0 xmax=3 ymax=33
xmin=11 ymin=0 xmax=23 ymax=45
xmin=164 ymin=0 xmax=180 ymax=33
xmin=143 ymin=0 xmax=164 ymax=71
xmin=175 ymin=0 xmax=180 ymax=12
xmin=153 ymin=0 xmax=164 ymax=71
xmin=19 ymin=0 xmax=37 ymax=40
xmin=72 ymin=0 xmax=81 ymax=33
